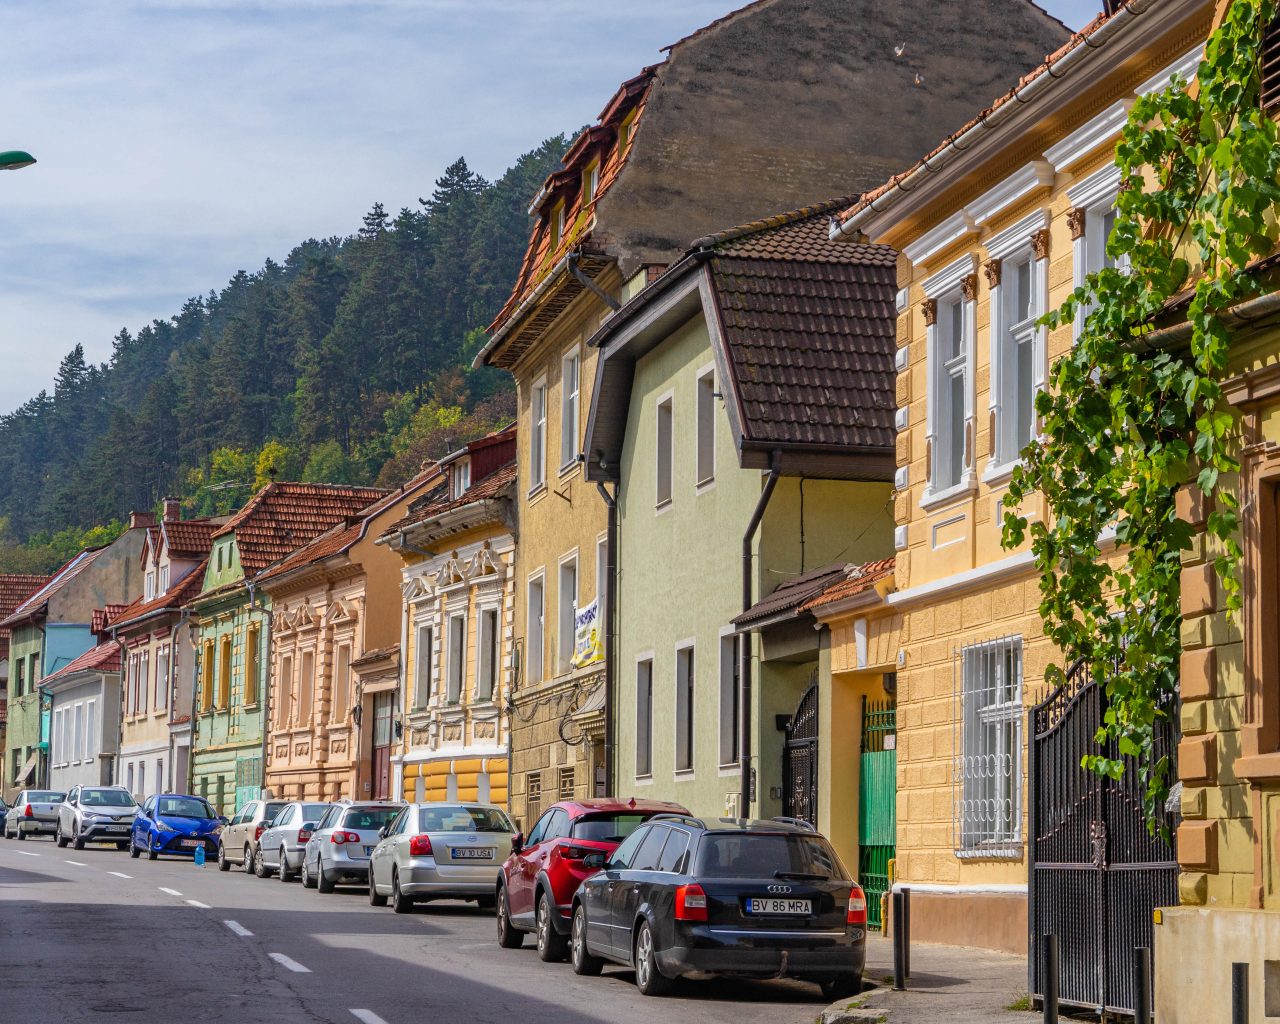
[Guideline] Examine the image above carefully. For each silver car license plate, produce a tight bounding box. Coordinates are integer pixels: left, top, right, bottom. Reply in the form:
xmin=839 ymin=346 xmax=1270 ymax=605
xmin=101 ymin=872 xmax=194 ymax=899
xmin=450 ymin=847 xmax=493 ymax=860
xmin=109 ymin=825 xmax=129 ymax=832
xmin=746 ymin=897 xmax=812 ymax=915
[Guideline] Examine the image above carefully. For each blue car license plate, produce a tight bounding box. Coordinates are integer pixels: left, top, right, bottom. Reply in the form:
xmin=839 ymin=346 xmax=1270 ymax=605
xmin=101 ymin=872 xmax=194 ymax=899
xmin=746 ymin=897 xmax=811 ymax=915
xmin=363 ymin=846 xmax=375 ymax=856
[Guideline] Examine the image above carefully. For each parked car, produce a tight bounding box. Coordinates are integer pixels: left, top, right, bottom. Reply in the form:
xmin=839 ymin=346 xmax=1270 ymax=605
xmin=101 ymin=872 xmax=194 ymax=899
xmin=130 ymin=793 xmax=225 ymax=861
xmin=496 ymin=797 xmax=689 ymax=960
xmin=368 ymin=802 xmax=516 ymax=914
xmin=569 ymin=815 xmax=866 ymax=998
xmin=216 ymin=798 xmax=288 ymax=873
xmin=2 ymin=789 xmax=65 ymax=840
xmin=55 ymin=786 xmax=137 ymax=850
xmin=254 ymin=801 xmax=332 ymax=880
xmin=300 ymin=800 xmax=403 ymax=893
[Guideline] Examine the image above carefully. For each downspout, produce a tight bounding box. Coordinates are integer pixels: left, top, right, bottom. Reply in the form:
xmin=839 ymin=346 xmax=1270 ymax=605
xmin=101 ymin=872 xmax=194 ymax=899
xmin=740 ymin=452 xmax=782 ymax=817
xmin=109 ymin=626 xmax=128 ymax=788
xmin=594 ymin=478 xmax=619 ymax=797
xmin=186 ymin=619 xmax=200 ymax=795
xmin=247 ymin=579 xmax=274 ymax=800
xmin=167 ymin=608 xmax=189 ymax=793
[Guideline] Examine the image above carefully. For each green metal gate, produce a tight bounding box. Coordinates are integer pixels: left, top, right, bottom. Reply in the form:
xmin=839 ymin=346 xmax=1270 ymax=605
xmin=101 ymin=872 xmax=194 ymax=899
xmin=858 ymin=698 xmax=896 ymax=931
xmin=234 ymin=754 xmax=262 ymax=814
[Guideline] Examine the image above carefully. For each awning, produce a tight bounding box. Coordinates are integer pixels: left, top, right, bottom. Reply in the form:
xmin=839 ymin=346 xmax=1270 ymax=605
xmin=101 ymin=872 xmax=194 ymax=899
xmin=14 ymin=752 xmax=38 ymax=786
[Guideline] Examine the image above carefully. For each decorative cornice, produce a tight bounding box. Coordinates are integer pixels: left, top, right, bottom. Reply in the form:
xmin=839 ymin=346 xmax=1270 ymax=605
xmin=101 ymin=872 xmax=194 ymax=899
xmin=960 ymin=274 xmax=979 ymax=303
xmin=982 ymin=259 xmax=1002 ymax=290
xmin=921 ymin=298 xmax=938 ymax=327
xmin=965 ymin=160 xmax=1056 ymax=227
xmin=1030 ymin=228 xmax=1051 ymax=262
xmin=1067 ymin=207 xmax=1087 ymax=240
xmin=1043 ymin=99 xmax=1134 ymax=172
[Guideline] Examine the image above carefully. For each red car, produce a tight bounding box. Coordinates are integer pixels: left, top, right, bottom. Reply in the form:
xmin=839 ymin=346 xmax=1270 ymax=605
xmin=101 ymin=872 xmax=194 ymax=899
xmin=496 ymin=797 xmax=690 ymax=960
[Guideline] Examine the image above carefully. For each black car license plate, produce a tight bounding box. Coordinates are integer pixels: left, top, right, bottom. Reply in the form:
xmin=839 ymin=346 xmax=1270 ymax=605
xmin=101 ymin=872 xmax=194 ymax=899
xmin=450 ymin=848 xmax=493 ymax=860
xmin=746 ymin=897 xmax=812 ymax=915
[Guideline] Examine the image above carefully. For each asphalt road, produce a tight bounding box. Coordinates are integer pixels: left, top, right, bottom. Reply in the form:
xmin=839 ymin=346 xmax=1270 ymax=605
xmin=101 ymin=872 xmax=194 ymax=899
xmin=0 ymin=835 xmax=830 ymax=1024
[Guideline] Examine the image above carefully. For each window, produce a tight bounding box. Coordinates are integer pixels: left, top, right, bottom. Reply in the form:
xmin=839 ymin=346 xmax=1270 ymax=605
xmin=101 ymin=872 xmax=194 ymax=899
xmin=159 ymin=564 xmax=169 ymax=593
xmin=144 ymin=570 xmax=155 ymax=601
xmin=955 ymin=636 xmax=1024 ymax=855
xmin=414 ymin=625 xmax=434 ymax=707
xmin=525 ymin=772 xmax=542 ymax=827
xmin=73 ymin=703 xmax=83 ymax=761
xmin=14 ymin=658 xmax=23 ymax=698
xmin=561 ymin=349 xmax=580 ymax=469
xmin=526 ymin=575 xmax=545 ymax=685
xmin=932 ymin=295 xmax=969 ymax=490
xmin=618 ymin=109 xmax=637 ymax=152
xmin=155 ymin=646 xmax=170 ymax=711
xmin=277 ymin=655 xmax=293 ymax=729
xmin=719 ymin=632 xmax=740 ymax=768
xmin=85 ymin=700 xmax=96 ymax=758
xmin=611 ymin=825 xmax=648 ymax=869
xmin=156 ymin=758 xmax=164 ymax=792
xmin=478 ymin=608 xmax=498 ymax=701
xmin=656 ymin=395 xmax=673 ymax=507
xmin=138 ymin=760 xmax=146 ymax=798
xmin=298 ymin=649 xmax=314 ymax=723
xmin=558 ymin=555 xmax=577 ymax=673
xmin=530 ymin=378 xmax=547 ymax=490
xmin=138 ymin=650 xmax=150 ymax=715
xmin=631 ymin=825 xmax=670 ymax=871
xmin=636 ymin=658 xmax=653 ymax=777
xmin=550 ymin=201 xmax=565 ymax=252
xmin=696 ymin=369 xmax=716 ymax=485
xmin=201 ymin=641 xmax=214 ymax=711
xmin=657 ymin=829 xmax=691 ymax=873
xmin=583 ymin=161 xmax=599 ymax=205
xmin=217 ymin=635 xmax=232 ymax=709
xmin=558 ymin=765 xmax=575 ymax=800
xmin=447 ymin=614 xmax=466 ymax=703
xmin=245 ymin=624 xmax=259 ymax=706
xmin=452 ymin=458 xmax=471 ymax=499
xmin=1264 ymin=16 xmax=1280 ymax=111
xmin=333 ymin=643 xmax=351 ymax=722
xmin=595 ymin=535 xmax=608 ymax=660
xmin=675 ymin=645 xmax=695 ymax=772
xmin=126 ymin=763 xmax=134 ymax=794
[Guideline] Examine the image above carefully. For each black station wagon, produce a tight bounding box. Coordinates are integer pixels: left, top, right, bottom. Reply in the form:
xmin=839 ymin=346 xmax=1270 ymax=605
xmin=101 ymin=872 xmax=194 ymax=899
xmin=570 ymin=815 xmax=866 ymax=998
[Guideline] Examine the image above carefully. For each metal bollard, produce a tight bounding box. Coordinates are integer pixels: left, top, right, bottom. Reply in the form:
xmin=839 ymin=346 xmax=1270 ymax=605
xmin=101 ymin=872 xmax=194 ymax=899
xmin=1232 ymin=963 xmax=1249 ymax=1024
xmin=902 ymin=887 xmax=911 ymax=980
xmin=1041 ymin=934 xmax=1059 ymax=1024
xmin=892 ymin=890 xmax=906 ymax=991
xmin=1133 ymin=947 xmax=1151 ymax=1024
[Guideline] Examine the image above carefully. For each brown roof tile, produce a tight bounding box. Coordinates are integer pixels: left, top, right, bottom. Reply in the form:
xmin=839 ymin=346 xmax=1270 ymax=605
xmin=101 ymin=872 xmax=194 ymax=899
xmin=732 ymin=562 xmax=852 ymax=629
xmin=110 ymin=559 xmax=209 ymax=630
xmin=163 ymin=519 xmax=221 ymax=560
xmin=381 ymin=461 xmax=516 ymax=539
xmin=801 ymin=557 xmax=896 ymax=611
xmin=0 ymin=574 xmax=50 ymax=663
xmin=40 ymin=640 xmax=122 ymax=685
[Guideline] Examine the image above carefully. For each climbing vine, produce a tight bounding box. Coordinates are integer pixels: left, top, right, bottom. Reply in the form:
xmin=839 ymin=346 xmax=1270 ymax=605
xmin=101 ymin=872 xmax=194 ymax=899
xmin=1003 ymin=0 xmax=1280 ymax=823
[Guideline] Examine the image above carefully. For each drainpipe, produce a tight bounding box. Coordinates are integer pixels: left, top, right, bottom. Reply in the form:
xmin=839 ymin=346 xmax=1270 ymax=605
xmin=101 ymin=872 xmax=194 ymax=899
xmin=186 ymin=619 xmax=200 ymax=795
xmin=594 ymin=478 xmax=619 ymax=797
xmin=108 ymin=626 xmax=128 ymax=789
xmin=247 ymin=579 xmax=274 ymax=800
xmin=167 ymin=608 xmax=189 ymax=793
xmin=740 ymin=452 xmax=782 ymax=817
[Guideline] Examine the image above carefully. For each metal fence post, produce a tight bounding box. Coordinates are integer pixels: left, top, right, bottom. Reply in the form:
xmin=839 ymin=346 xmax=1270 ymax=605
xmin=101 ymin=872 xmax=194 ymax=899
xmin=902 ymin=887 xmax=911 ymax=980
xmin=1041 ymin=933 xmax=1059 ymax=1024
xmin=892 ymin=890 xmax=906 ymax=991
xmin=1232 ymin=963 xmax=1249 ymax=1024
xmin=1133 ymin=947 xmax=1151 ymax=1024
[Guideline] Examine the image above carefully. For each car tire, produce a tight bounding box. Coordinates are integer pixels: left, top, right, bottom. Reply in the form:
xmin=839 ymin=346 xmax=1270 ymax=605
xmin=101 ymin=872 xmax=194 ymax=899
xmin=475 ymin=895 xmax=496 ymax=912
xmin=129 ymin=838 xmax=141 ymax=859
xmin=243 ymin=845 xmax=254 ymax=874
xmin=116 ymin=841 xmax=128 ymax=851
xmin=15 ymin=830 xmax=25 ymax=841
xmin=633 ymin=921 xmax=673 ymax=997
xmin=571 ymin=904 xmax=603 ymax=976
xmin=55 ymin=824 xmax=67 ymax=848
xmin=254 ymin=848 xmax=268 ymax=878
xmin=317 ymin=869 xmax=336 ymax=894
xmin=368 ymin=868 xmax=388 ymax=907
xmin=391 ymin=869 xmax=415 ymax=914
xmin=821 ymin=975 xmax=863 ymax=1001
xmin=217 ymin=844 xmax=231 ymax=872
xmin=536 ymin=891 xmax=568 ymax=962
xmin=279 ymin=851 xmax=296 ymax=883
xmin=147 ymin=843 xmax=158 ymax=861
xmin=300 ymin=857 xmax=316 ymax=889
xmin=496 ymin=885 xmax=523 ymax=949
xmin=73 ymin=835 xmax=85 ymax=851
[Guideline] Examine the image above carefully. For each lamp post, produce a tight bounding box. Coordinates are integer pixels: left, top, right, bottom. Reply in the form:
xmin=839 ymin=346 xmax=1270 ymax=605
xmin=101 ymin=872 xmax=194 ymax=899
xmin=0 ymin=151 xmax=37 ymax=171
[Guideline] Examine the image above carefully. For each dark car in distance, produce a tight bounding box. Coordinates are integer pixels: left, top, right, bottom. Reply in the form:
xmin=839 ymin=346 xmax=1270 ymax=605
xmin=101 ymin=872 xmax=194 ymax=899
xmin=569 ymin=816 xmax=866 ymax=998
xmin=496 ymin=797 xmax=690 ymax=961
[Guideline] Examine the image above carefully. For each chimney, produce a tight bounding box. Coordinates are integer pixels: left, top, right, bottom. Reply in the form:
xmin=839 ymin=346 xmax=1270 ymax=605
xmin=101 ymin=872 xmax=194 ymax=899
xmin=163 ymin=497 xmax=181 ymax=523
xmin=129 ymin=511 xmax=156 ymax=530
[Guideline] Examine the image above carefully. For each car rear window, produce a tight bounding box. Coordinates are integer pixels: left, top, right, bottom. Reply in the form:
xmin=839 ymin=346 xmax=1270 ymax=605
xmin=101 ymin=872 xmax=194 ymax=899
xmin=342 ymin=807 xmax=402 ymax=831
xmin=696 ymin=833 xmax=848 ymax=881
xmin=570 ymin=813 xmax=649 ymax=843
xmin=417 ymin=805 xmax=514 ymax=833
xmin=25 ymin=791 xmax=64 ymax=803
xmin=263 ymin=802 xmax=287 ymax=820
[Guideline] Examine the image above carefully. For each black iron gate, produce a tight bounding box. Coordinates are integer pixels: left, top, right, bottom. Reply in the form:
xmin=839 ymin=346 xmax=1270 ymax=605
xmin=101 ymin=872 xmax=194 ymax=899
xmin=783 ymin=682 xmax=818 ymax=827
xmin=1029 ymin=657 xmax=1178 ymax=1016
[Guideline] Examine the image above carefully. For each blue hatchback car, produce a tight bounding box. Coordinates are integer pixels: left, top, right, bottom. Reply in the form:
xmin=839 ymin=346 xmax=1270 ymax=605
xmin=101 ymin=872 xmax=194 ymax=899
xmin=130 ymin=793 xmax=226 ymax=861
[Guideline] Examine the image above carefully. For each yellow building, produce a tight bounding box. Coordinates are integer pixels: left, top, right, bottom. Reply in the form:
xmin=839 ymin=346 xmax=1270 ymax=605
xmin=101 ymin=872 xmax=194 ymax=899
xmin=833 ymin=0 xmax=1212 ymax=981
xmin=380 ymin=429 xmax=516 ymax=808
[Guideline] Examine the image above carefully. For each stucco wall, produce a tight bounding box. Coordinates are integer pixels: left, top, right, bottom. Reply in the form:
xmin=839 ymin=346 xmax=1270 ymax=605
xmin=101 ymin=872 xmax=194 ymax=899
xmin=48 ymin=672 xmax=120 ymax=791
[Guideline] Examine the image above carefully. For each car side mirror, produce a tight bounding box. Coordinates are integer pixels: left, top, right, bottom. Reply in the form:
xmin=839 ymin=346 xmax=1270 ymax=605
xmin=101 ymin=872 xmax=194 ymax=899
xmin=510 ymin=832 xmax=523 ymax=854
xmin=583 ymin=852 xmax=605 ymax=870
xmin=302 ymin=821 xmax=318 ymax=832
xmin=219 ymin=816 xmax=230 ymax=826
xmin=378 ymin=826 xmax=388 ymax=839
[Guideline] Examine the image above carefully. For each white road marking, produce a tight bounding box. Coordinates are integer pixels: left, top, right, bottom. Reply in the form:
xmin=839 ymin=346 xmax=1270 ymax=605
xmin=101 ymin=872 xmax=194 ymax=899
xmin=223 ymin=920 xmax=253 ymax=937
xmin=13 ymin=851 xmax=39 ymax=857
xmin=108 ymin=871 xmax=132 ymax=879
xmin=350 ymin=1011 xmax=390 ymax=1024
xmin=64 ymin=860 xmax=86 ymax=866
xmin=269 ymin=953 xmax=311 ymax=974
xmin=158 ymin=887 xmax=183 ymax=896
xmin=186 ymin=899 xmax=211 ymax=909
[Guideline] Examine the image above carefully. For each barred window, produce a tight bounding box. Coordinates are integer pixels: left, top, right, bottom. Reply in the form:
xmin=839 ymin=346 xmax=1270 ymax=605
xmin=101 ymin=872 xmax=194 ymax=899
xmin=558 ymin=766 xmax=575 ymax=800
xmin=526 ymin=772 xmax=542 ymax=827
xmin=954 ymin=636 xmax=1023 ymax=856
xmin=1264 ymin=16 xmax=1280 ymax=112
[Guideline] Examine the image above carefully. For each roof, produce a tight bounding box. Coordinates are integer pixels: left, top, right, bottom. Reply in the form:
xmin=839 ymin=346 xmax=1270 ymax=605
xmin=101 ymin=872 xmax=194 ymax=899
xmin=163 ymin=519 xmax=221 ymax=561
xmin=732 ymin=561 xmax=852 ymax=630
xmin=109 ymin=559 xmax=209 ymax=630
xmin=0 ymin=575 xmax=50 ymax=660
xmin=351 ymin=644 xmax=399 ymax=670
xmin=800 ymin=557 xmax=896 ymax=612
xmin=39 ymin=641 xmax=122 ymax=687
xmin=213 ymin=482 xmax=390 ymax=576
xmin=381 ymin=461 xmax=516 ymax=541
xmin=0 ymin=548 xmax=107 ymax=629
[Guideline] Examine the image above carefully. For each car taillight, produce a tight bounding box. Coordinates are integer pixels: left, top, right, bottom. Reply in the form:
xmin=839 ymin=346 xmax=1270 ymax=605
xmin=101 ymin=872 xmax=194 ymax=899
xmin=408 ymin=835 xmax=433 ymax=857
xmin=23 ymin=804 xmax=33 ymax=818
xmin=559 ymin=844 xmax=592 ymax=861
xmin=675 ymin=883 xmax=708 ymax=922
xmin=297 ymin=829 xmax=313 ymax=844
xmin=254 ymin=823 xmax=267 ymax=841
xmin=330 ymin=830 xmax=361 ymax=845
xmin=847 ymin=885 xmax=867 ymax=926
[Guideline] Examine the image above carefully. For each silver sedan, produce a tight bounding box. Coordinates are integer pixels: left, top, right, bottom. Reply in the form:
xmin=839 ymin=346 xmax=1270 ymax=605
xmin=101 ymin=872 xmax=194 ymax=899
xmin=368 ymin=803 xmax=515 ymax=914
xmin=253 ymin=801 xmax=332 ymax=881
xmin=3 ymin=790 xmax=65 ymax=839
xmin=300 ymin=800 xmax=403 ymax=893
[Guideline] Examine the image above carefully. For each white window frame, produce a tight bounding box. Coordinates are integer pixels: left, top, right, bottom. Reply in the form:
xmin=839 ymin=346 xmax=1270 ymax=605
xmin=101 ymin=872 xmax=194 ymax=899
xmin=74 ymin=702 xmax=84 ymax=762
xmin=156 ymin=645 xmax=170 ymax=711
xmin=635 ymin=654 xmax=654 ymax=779
xmin=414 ymin=623 xmax=434 ymax=708
xmin=159 ymin=564 xmax=169 ymax=594
xmin=526 ymin=572 xmax=545 ymax=686
xmin=954 ymin=635 xmax=1024 ymax=857
xmin=674 ymin=640 xmax=696 ymax=775
xmin=695 ymin=363 xmax=716 ymax=489
xmin=138 ymin=649 xmax=150 ymax=715
xmin=476 ymin=605 xmax=499 ymax=701
xmin=530 ymin=377 xmax=548 ymax=493
xmin=923 ymin=255 xmax=977 ymax=507
xmin=557 ymin=552 xmax=578 ymax=675
xmin=298 ymin=648 xmax=315 ymax=725
xmin=446 ymin=612 xmax=467 ymax=704
xmin=452 ymin=458 xmax=471 ymax=499
xmin=717 ymin=626 xmax=740 ymax=771
xmin=1068 ymin=164 xmax=1125 ymax=341
xmin=560 ymin=346 xmax=581 ymax=471
xmin=655 ymin=390 xmax=674 ymax=510
xmin=595 ymin=534 xmax=608 ymax=661
xmin=144 ymin=570 xmax=155 ymax=601
xmin=584 ymin=162 xmax=599 ymax=204
xmin=333 ymin=643 xmax=352 ymax=721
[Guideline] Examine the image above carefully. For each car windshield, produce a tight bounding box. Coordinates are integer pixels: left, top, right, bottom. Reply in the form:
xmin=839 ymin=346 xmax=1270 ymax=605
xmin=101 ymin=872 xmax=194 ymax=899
xmin=80 ymin=789 xmax=136 ymax=808
xmin=341 ymin=807 xmax=402 ymax=831
xmin=418 ymin=805 xmax=514 ymax=834
xmin=697 ymin=833 xmax=848 ymax=881
xmin=157 ymin=796 xmax=215 ymax=819
xmin=571 ymin=813 xmax=650 ymax=843
xmin=25 ymin=791 xmax=64 ymax=803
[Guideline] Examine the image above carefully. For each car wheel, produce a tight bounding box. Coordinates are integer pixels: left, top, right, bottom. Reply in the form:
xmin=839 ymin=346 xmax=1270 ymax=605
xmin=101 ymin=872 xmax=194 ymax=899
xmin=821 ymin=975 xmax=863 ymax=1000
xmin=391 ymin=869 xmax=415 ymax=914
xmin=147 ymin=840 xmax=158 ymax=861
xmin=496 ymin=885 xmax=523 ymax=949
xmin=115 ymin=841 xmax=128 ymax=851
xmin=634 ymin=921 xmax=673 ymax=996
xmin=317 ymin=868 xmax=336 ymax=894
xmin=254 ymin=847 xmax=269 ymax=877
xmin=217 ymin=844 xmax=231 ymax=872
xmin=16 ymin=829 xmax=25 ymax=841
xmin=475 ymin=895 xmax=496 ymax=912
xmin=129 ymin=837 xmax=141 ymax=859
xmin=536 ymin=891 xmax=568 ymax=962
xmin=55 ymin=823 xmax=67 ymax=848
xmin=571 ymin=904 xmax=603 ymax=976
xmin=300 ymin=856 xmax=315 ymax=889
xmin=279 ymin=851 xmax=296 ymax=883
xmin=73 ymin=834 xmax=86 ymax=851
xmin=368 ymin=867 xmax=388 ymax=907
xmin=243 ymin=845 xmax=254 ymax=874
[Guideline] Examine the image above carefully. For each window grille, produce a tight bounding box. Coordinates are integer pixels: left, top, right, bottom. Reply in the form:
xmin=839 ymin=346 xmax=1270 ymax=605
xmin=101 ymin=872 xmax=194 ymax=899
xmin=1264 ymin=17 xmax=1280 ymax=112
xmin=526 ymin=772 xmax=542 ymax=825
xmin=954 ymin=636 xmax=1023 ymax=856
xmin=558 ymin=766 xmax=575 ymax=800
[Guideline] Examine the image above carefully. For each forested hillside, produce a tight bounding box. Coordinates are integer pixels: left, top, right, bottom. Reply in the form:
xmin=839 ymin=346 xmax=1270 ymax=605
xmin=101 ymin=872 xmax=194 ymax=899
xmin=0 ymin=136 xmax=569 ymax=572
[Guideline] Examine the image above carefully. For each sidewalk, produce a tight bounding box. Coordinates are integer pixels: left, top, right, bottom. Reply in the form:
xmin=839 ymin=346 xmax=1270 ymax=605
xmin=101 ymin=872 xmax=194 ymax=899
xmin=823 ymin=935 xmax=1035 ymax=1024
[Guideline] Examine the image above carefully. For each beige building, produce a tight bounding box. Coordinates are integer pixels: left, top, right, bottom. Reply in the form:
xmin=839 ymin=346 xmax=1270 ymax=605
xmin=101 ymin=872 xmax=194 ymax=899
xmin=834 ymin=0 xmax=1212 ymax=986
xmin=381 ymin=429 xmax=516 ymax=808
xmin=257 ymin=469 xmax=441 ymax=803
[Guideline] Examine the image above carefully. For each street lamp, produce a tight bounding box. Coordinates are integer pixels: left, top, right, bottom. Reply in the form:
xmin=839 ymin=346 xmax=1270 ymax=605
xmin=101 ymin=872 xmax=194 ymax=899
xmin=0 ymin=151 xmax=36 ymax=171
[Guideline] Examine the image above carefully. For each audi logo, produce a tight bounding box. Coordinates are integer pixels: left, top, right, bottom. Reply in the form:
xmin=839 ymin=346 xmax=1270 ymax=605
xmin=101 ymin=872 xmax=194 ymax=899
xmin=766 ymin=884 xmax=792 ymax=894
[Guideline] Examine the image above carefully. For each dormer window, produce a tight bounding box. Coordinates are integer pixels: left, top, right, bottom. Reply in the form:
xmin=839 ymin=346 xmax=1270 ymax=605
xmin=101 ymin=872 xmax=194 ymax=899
xmin=159 ymin=564 xmax=169 ymax=594
xmin=452 ymin=458 xmax=472 ymax=500
xmin=618 ymin=108 xmax=638 ymax=152
xmin=550 ymin=202 xmax=566 ymax=252
xmin=144 ymin=570 xmax=155 ymax=601
xmin=584 ymin=162 xmax=600 ymax=205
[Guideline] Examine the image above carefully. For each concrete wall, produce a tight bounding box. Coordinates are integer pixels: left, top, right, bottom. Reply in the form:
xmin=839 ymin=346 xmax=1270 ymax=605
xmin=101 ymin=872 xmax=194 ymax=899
xmin=48 ymin=672 xmax=120 ymax=791
xmin=1155 ymin=907 xmax=1280 ymax=1023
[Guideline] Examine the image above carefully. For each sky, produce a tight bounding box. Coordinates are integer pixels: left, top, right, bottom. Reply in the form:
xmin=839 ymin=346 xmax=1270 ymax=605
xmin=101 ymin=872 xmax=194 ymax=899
xmin=0 ymin=0 xmax=1099 ymax=416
